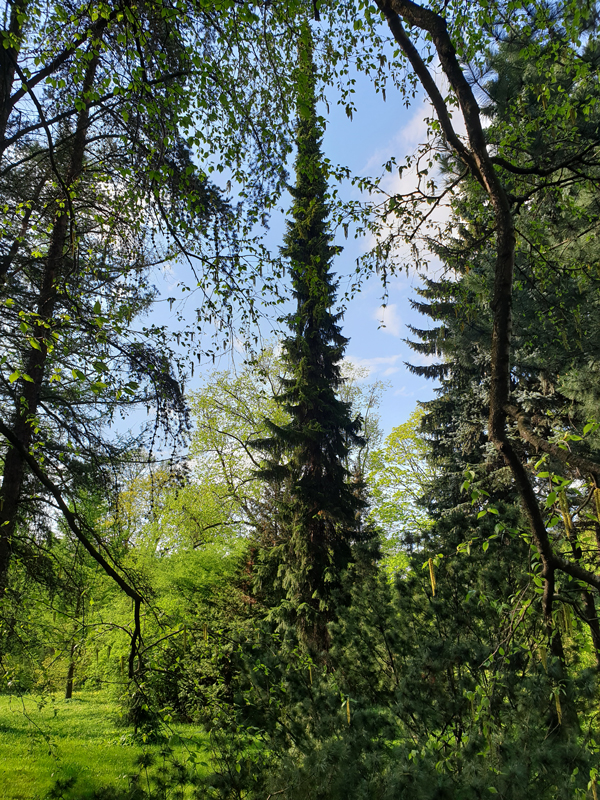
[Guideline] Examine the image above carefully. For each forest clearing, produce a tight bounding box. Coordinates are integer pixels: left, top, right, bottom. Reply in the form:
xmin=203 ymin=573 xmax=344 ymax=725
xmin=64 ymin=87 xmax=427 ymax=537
xmin=0 ymin=691 xmax=208 ymax=799
xmin=2 ymin=0 xmax=600 ymax=798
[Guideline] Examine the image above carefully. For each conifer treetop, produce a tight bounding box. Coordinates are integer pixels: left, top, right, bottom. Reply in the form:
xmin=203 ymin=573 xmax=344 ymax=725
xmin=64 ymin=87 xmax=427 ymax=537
xmin=252 ymin=27 xmax=368 ymax=652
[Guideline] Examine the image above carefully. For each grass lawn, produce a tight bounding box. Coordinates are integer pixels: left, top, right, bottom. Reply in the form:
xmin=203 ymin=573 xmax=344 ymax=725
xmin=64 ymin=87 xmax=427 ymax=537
xmin=0 ymin=689 xmax=208 ymax=799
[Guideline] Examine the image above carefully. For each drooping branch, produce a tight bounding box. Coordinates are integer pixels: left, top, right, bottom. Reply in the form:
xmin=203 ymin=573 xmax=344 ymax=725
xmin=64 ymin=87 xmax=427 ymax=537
xmin=2 ymin=5 xmax=124 ymax=141
xmin=0 ymin=48 xmax=102 ymax=590
xmin=0 ymin=420 xmax=142 ymax=602
xmin=376 ymin=0 xmax=515 ymax=444
xmin=0 ymin=418 xmax=143 ymax=677
xmin=373 ymin=0 xmax=599 ymax=626
xmin=374 ymin=2 xmax=480 ymax=180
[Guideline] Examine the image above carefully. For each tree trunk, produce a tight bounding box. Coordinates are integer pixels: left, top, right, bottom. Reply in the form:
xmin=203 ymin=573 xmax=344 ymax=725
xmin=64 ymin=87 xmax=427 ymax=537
xmin=582 ymin=590 xmax=600 ymax=670
xmin=65 ymin=642 xmax=76 ymax=699
xmin=377 ymin=0 xmax=600 ymax=632
xmin=0 ymin=0 xmax=28 ymax=152
xmin=0 ymin=174 xmax=47 ymax=284
xmin=0 ymin=52 xmax=99 ymax=591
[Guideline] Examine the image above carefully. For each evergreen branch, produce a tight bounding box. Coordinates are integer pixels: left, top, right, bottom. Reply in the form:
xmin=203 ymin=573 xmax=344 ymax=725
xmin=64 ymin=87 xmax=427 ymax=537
xmin=491 ymin=143 xmax=599 ymax=177
xmin=505 ymin=404 xmax=600 ymax=478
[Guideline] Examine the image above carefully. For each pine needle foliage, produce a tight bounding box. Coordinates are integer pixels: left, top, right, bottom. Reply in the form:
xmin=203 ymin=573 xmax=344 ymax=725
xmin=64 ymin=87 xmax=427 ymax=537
xmin=253 ymin=29 xmax=365 ymax=653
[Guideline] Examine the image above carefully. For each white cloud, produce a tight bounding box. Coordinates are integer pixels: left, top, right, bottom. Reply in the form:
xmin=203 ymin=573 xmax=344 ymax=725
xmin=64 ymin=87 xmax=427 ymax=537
xmin=360 ymin=97 xmax=433 ymax=176
xmin=345 ymin=353 xmax=403 ymax=378
xmin=411 ymin=350 xmax=440 ymax=367
xmin=394 ymin=385 xmax=415 ymax=397
xmin=358 ymin=72 xmax=469 ymax=276
xmin=373 ymin=304 xmax=402 ymax=337
xmin=382 ymin=366 xmax=399 ymax=377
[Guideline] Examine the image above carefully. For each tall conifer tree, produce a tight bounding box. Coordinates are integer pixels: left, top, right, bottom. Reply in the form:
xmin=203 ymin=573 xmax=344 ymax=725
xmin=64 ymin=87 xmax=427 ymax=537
xmin=254 ymin=28 xmax=365 ymax=653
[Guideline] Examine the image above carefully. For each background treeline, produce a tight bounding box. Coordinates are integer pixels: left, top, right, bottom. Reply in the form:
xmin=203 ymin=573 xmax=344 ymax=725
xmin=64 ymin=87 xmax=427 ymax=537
xmin=2 ymin=1 xmax=600 ymax=799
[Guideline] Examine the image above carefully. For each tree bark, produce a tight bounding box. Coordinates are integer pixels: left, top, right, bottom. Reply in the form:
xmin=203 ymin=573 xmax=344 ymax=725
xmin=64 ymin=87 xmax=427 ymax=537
xmin=65 ymin=642 xmax=76 ymax=699
xmin=0 ymin=51 xmax=99 ymax=591
xmin=375 ymin=0 xmax=600 ymax=627
xmin=0 ymin=0 xmax=28 ymax=148
xmin=582 ymin=591 xmax=600 ymax=670
xmin=0 ymin=6 xmax=122 ymax=160
xmin=506 ymin=405 xmax=600 ymax=479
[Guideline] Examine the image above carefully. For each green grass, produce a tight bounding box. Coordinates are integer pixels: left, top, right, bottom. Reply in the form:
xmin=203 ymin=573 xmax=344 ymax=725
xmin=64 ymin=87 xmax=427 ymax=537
xmin=0 ymin=690 xmax=208 ymax=799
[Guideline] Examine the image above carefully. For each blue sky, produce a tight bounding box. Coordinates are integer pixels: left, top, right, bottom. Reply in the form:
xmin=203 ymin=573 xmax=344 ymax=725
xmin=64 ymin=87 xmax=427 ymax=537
xmin=152 ymin=71 xmax=442 ymax=439
xmin=322 ymin=80 xmax=440 ymax=434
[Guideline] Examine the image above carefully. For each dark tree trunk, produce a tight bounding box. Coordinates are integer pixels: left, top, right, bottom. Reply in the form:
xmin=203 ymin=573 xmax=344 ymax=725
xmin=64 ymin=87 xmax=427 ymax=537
xmin=0 ymin=174 xmax=47 ymax=284
xmin=65 ymin=642 xmax=76 ymax=699
xmin=0 ymin=52 xmax=99 ymax=591
xmin=582 ymin=591 xmax=600 ymax=670
xmin=376 ymin=0 xmax=600 ymax=636
xmin=0 ymin=0 xmax=27 ymax=151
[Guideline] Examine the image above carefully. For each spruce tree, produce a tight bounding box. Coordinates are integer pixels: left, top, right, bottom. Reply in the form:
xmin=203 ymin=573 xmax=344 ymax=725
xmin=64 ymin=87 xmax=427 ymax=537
xmin=403 ymin=30 xmax=600 ymax=758
xmin=254 ymin=30 xmax=365 ymax=653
